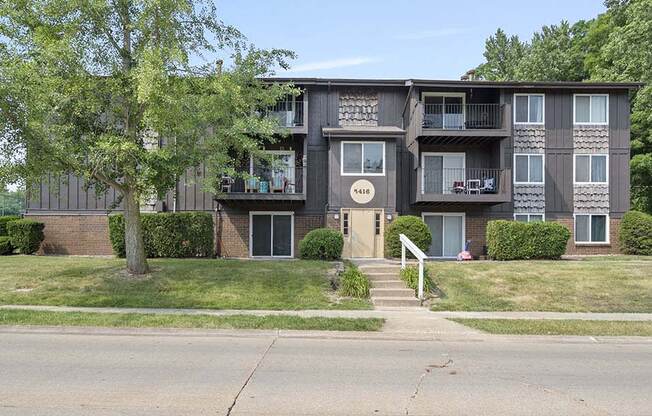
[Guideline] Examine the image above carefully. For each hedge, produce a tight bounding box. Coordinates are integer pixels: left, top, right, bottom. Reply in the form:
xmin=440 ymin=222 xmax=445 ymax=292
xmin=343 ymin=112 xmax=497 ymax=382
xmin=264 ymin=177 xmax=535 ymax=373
xmin=6 ymin=219 xmax=45 ymax=254
xmin=0 ymin=236 xmax=13 ymax=255
xmin=486 ymin=220 xmax=570 ymax=260
xmin=0 ymin=215 xmax=21 ymax=236
xmin=339 ymin=264 xmax=370 ymax=298
xmin=108 ymin=212 xmax=214 ymax=258
xmin=385 ymin=215 xmax=432 ymax=258
xmin=619 ymin=211 xmax=652 ymax=255
xmin=299 ymin=228 xmax=344 ymax=260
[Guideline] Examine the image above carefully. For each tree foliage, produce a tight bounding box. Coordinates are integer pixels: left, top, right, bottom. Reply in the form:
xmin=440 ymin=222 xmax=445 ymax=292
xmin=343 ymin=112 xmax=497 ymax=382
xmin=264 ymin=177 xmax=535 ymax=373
xmin=0 ymin=0 xmax=297 ymax=272
xmin=474 ymin=0 xmax=652 ymax=213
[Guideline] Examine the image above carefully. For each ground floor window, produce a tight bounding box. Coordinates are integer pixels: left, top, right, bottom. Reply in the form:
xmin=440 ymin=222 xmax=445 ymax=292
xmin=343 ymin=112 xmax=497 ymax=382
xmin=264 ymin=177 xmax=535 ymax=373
xmin=514 ymin=213 xmax=545 ymax=223
xmin=250 ymin=212 xmax=294 ymax=257
xmin=422 ymin=213 xmax=465 ymax=258
xmin=575 ymin=214 xmax=609 ymax=244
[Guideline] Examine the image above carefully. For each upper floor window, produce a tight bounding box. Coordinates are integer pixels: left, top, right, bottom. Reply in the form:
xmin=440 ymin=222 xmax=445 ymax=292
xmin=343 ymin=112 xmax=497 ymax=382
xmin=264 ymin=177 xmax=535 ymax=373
xmin=514 ymin=94 xmax=544 ymax=124
xmin=341 ymin=141 xmax=385 ymax=176
xmin=514 ymin=213 xmax=545 ymax=223
xmin=574 ymin=94 xmax=608 ymax=125
xmin=514 ymin=154 xmax=544 ymax=184
xmin=575 ymin=154 xmax=608 ymax=184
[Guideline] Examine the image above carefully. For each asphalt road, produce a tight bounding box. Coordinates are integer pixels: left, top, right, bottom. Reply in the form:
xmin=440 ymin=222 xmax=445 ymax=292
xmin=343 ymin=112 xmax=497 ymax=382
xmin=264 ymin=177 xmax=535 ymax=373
xmin=1 ymin=328 xmax=651 ymax=415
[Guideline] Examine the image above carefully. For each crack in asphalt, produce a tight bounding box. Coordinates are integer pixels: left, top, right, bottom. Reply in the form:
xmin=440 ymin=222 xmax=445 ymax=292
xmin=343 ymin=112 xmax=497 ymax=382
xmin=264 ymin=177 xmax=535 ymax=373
xmin=405 ymin=358 xmax=454 ymax=415
xmin=225 ymin=333 xmax=278 ymax=416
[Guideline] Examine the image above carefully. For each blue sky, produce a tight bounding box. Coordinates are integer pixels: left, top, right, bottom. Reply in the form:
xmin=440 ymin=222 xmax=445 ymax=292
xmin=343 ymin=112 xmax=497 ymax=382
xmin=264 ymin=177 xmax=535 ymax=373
xmin=215 ymin=0 xmax=605 ymax=79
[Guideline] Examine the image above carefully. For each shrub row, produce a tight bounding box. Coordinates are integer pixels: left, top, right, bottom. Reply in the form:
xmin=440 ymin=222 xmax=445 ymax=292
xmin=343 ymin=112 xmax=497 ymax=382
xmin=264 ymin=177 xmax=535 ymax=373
xmin=0 ymin=236 xmax=12 ymax=255
xmin=385 ymin=215 xmax=432 ymax=258
xmin=339 ymin=263 xmax=370 ymax=298
xmin=299 ymin=228 xmax=343 ymax=260
xmin=0 ymin=215 xmax=21 ymax=236
xmin=4 ymin=219 xmax=45 ymax=255
xmin=108 ymin=212 xmax=214 ymax=258
xmin=619 ymin=211 xmax=652 ymax=255
xmin=486 ymin=220 xmax=570 ymax=260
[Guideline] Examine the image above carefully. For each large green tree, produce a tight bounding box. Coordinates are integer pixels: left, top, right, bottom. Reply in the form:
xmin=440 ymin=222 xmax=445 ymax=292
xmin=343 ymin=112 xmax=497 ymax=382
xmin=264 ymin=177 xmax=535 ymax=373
xmin=0 ymin=0 xmax=296 ymax=273
xmin=474 ymin=0 xmax=652 ymax=213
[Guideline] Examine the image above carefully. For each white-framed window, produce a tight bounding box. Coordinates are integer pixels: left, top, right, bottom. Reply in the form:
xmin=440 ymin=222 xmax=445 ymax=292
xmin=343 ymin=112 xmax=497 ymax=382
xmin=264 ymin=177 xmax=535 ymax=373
xmin=574 ymin=213 xmax=609 ymax=244
xmin=514 ymin=94 xmax=545 ymax=124
xmin=574 ymin=94 xmax=608 ymax=125
xmin=574 ymin=154 xmax=608 ymax=184
xmin=514 ymin=213 xmax=545 ymax=223
xmin=341 ymin=141 xmax=385 ymax=176
xmin=422 ymin=212 xmax=466 ymax=258
xmin=249 ymin=211 xmax=294 ymax=257
xmin=514 ymin=154 xmax=545 ymax=184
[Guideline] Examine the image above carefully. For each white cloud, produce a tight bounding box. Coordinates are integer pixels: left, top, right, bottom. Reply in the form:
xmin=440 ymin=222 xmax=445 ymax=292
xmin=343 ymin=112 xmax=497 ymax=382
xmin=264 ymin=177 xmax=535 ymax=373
xmin=395 ymin=28 xmax=470 ymax=40
xmin=284 ymin=57 xmax=380 ymax=73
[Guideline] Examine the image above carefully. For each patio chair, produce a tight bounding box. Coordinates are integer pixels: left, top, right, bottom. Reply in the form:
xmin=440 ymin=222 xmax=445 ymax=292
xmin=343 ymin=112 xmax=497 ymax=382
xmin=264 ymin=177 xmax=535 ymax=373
xmin=220 ymin=176 xmax=234 ymax=193
xmin=466 ymin=179 xmax=481 ymax=195
xmin=271 ymin=172 xmax=285 ymax=193
xmin=452 ymin=181 xmax=465 ymax=194
xmin=479 ymin=177 xmax=496 ymax=193
xmin=245 ymin=177 xmax=259 ymax=193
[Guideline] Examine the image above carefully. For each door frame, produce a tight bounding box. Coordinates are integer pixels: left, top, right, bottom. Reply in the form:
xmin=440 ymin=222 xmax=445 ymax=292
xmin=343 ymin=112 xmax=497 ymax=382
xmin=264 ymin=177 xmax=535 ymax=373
xmin=249 ymin=211 xmax=295 ymax=258
xmin=421 ymin=212 xmax=466 ymax=258
xmin=421 ymin=92 xmax=467 ymax=129
xmin=420 ymin=152 xmax=466 ymax=194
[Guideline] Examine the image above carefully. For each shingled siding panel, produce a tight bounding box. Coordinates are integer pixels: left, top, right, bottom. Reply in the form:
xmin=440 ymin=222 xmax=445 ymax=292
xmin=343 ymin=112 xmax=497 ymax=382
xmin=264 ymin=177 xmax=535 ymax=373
xmin=338 ymin=89 xmax=378 ymax=126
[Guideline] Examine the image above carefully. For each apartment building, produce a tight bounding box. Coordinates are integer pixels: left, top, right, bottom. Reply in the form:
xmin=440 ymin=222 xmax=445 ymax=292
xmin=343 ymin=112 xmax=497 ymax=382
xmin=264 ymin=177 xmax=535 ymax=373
xmin=25 ymin=78 xmax=639 ymax=258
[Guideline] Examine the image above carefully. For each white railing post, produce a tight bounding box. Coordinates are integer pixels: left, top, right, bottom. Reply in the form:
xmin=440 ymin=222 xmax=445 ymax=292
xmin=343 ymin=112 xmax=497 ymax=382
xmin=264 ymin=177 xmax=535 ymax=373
xmin=401 ymin=244 xmax=406 ymax=269
xmin=418 ymin=260 xmax=424 ymax=300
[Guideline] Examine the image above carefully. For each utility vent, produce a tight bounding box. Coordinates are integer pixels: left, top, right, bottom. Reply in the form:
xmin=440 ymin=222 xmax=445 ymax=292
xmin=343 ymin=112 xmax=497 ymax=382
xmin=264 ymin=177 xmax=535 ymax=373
xmin=460 ymin=69 xmax=477 ymax=81
xmin=338 ymin=90 xmax=378 ymax=126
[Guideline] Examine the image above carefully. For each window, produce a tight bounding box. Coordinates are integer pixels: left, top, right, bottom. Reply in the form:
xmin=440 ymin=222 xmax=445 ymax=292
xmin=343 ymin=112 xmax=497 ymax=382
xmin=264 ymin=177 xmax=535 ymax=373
xmin=575 ymin=154 xmax=608 ymax=184
xmin=514 ymin=94 xmax=544 ymax=124
xmin=514 ymin=213 xmax=545 ymax=223
xmin=341 ymin=142 xmax=385 ymax=175
xmin=575 ymin=214 xmax=609 ymax=243
xmin=574 ymin=94 xmax=608 ymax=124
xmin=342 ymin=213 xmax=349 ymax=236
xmin=514 ymin=154 xmax=544 ymax=184
xmin=375 ymin=213 xmax=381 ymax=235
xmin=250 ymin=212 xmax=294 ymax=257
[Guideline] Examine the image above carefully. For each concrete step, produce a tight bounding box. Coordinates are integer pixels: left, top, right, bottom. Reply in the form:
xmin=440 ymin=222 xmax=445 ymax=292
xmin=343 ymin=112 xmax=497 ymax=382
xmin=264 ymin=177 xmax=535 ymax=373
xmin=370 ymin=288 xmax=415 ymax=297
xmin=359 ymin=266 xmax=401 ymax=274
xmin=371 ymin=280 xmax=407 ymax=289
xmin=366 ymin=273 xmax=399 ymax=281
xmin=372 ymin=297 xmax=421 ymax=307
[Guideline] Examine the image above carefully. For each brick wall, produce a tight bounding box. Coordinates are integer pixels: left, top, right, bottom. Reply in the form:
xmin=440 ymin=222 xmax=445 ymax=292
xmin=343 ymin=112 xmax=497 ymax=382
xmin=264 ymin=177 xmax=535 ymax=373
xmin=552 ymin=217 xmax=621 ymax=255
xmin=27 ymin=215 xmax=113 ymax=255
xmin=465 ymin=216 xmax=490 ymax=258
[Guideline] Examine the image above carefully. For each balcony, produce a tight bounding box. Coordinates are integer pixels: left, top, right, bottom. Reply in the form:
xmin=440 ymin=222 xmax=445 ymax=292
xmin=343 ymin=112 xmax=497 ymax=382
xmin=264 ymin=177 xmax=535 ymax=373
xmin=268 ymin=97 xmax=308 ymax=135
xmin=410 ymin=102 xmax=512 ymax=144
xmin=216 ymin=166 xmax=305 ymax=202
xmin=414 ymin=167 xmax=512 ymax=205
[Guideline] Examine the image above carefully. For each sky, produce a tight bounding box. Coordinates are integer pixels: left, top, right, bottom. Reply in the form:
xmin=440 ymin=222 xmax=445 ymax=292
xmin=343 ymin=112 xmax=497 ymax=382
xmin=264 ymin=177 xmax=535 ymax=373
xmin=214 ymin=0 xmax=606 ymax=79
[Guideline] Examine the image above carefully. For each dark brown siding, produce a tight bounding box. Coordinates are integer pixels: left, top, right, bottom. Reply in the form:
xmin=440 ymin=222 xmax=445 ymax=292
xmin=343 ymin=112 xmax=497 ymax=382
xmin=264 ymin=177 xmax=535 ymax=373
xmin=609 ymin=91 xmax=631 ymax=217
xmin=544 ymin=91 xmax=574 ymax=218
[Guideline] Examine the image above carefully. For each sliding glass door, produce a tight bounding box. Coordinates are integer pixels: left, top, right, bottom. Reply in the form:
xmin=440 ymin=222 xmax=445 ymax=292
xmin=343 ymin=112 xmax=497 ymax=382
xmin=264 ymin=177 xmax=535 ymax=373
xmin=250 ymin=212 xmax=294 ymax=257
xmin=423 ymin=214 xmax=464 ymax=258
xmin=422 ymin=153 xmax=465 ymax=194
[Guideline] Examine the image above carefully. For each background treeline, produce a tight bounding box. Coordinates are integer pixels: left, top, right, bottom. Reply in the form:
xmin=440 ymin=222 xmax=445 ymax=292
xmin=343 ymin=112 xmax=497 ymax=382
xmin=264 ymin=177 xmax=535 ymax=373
xmin=474 ymin=0 xmax=651 ymax=213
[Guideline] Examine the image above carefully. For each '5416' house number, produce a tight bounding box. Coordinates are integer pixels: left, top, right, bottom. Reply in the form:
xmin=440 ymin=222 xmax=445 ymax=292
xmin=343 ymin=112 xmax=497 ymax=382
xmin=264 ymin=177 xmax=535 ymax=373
xmin=350 ymin=179 xmax=375 ymax=204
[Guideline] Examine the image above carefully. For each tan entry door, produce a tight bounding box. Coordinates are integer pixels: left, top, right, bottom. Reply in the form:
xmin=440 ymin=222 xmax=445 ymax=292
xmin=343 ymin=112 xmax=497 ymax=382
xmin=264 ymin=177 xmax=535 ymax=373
xmin=342 ymin=209 xmax=384 ymax=258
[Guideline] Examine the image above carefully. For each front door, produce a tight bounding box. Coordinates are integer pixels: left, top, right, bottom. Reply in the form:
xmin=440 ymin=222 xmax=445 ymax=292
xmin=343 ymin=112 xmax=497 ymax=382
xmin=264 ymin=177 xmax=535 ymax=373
xmin=342 ymin=209 xmax=384 ymax=258
xmin=423 ymin=213 xmax=464 ymax=258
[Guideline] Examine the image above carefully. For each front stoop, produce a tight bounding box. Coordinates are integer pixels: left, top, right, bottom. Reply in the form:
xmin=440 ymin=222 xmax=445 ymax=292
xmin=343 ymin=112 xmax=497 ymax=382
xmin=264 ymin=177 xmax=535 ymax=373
xmin=357 ymin=263 xmax=421 ymax=308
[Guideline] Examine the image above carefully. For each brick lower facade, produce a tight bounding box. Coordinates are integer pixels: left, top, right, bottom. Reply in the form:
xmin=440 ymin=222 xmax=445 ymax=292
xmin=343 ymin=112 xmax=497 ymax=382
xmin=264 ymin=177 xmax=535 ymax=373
xmin=28 ymin=214 xmax=114 ymax=255
xmin=552 ymin=217 xmax=621 ymax=255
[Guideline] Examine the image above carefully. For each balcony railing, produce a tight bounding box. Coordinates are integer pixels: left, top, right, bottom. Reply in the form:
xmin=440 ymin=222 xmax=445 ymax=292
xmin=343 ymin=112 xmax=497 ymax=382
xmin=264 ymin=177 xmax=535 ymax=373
xmin=268 ymin=100 xmax=304 ymax=128
xmin=422 ymin=168 xmax=504 ymax=195
xmin=221 ymin=166 xmax=303 ymax=194
xmin=422 ymin=103 xmax=503 ymax=130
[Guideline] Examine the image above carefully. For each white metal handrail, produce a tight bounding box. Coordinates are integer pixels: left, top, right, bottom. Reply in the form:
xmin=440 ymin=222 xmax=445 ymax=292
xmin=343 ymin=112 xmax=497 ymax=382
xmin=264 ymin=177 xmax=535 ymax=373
xmin=399 ymin=233 xmax=427 ymax=300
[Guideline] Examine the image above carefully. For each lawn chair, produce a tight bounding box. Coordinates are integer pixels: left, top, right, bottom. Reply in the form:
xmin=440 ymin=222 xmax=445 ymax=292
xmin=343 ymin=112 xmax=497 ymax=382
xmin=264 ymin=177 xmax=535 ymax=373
xmin=479 ymin=177 xmax=496 ymax=193
xmin=452 ymin=180 xmax=465 ymax=194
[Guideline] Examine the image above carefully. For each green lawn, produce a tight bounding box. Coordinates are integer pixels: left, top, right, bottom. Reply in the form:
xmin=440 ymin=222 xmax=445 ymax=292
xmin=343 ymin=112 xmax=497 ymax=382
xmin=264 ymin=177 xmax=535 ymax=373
xmin=0 ymin=256 xmax=371 ymax=310
xmin=450 ymin=318 xmax=652 ymax=337
xmin=0 ymin=309 xmax=383 ymax=331
xmin=429 ymin=256 xmax=652 ymax=313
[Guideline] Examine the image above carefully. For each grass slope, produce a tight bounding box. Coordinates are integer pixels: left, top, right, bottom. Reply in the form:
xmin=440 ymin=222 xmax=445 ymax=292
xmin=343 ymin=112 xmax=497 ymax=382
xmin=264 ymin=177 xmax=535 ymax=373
xmin=449 ymin=318 xmax=652 ymax=337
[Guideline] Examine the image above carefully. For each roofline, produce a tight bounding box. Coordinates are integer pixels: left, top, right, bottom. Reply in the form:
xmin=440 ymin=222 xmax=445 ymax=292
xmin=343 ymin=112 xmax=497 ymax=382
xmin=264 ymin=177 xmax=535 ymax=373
xmin=263 ymin=77 xmax=643 ymax=90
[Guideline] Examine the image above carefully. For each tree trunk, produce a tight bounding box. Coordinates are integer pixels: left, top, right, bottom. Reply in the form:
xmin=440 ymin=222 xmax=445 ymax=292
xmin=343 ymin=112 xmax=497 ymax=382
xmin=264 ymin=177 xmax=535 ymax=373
xmin=123 ymin=188 xmax=149 ymax=275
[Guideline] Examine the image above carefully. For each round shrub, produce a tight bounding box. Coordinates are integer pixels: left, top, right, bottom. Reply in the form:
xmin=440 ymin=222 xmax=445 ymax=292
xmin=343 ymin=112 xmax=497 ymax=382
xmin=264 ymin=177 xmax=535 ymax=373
xmin=0 ymin=215 xmax=21 ymax=236
xmin=0 ymin=236 xmax=13 ymax=255
xmin=299 ymin=228 xmax=343 ymax=260
xmin=486 ymin=220 xmax=570 ymax=260
xmin=385 ymin=215 xmax=431 ymax=258
xmin=339 ymin=265 xmax=370 ymax=298
xmin=619 ymin=210 xmax=652 ymax=255
xmin=7 ymin=219 xmax=45 ymax=254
